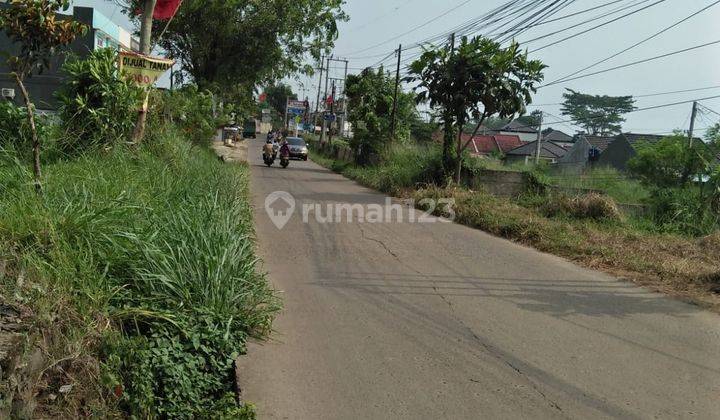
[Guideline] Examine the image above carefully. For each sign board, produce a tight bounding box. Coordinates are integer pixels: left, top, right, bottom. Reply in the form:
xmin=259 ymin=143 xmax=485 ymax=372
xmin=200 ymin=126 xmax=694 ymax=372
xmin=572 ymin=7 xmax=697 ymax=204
xmin=287 ymin=99 xmax=307 ymax=116
xmin=119 ymin=51 xmax=174 ymax=87
xmin=324 ymin=114 xmax=336 ymax=122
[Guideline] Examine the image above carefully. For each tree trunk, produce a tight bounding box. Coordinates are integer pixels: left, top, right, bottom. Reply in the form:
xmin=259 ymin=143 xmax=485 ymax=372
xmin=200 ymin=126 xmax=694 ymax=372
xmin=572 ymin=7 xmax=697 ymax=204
xmin=442 ymin=116 xmax=455 ymax=180
xmin=14 ymin=73 xmax=42 ymax=194
xmin=455 ymin=128 xmax=463 ymax=185
xmin=131 ymin=0 xmax=158 ymax=144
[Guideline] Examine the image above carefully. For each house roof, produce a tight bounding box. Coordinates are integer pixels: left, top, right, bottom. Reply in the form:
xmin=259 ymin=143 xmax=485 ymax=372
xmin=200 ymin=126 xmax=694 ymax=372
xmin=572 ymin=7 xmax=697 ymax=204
xmin=542 ymin=128 xmax=573 ymax=143
xmin=618 ymin=133 xmax=668 ymax=145
xmin=505 ymin=140 xmax=568 ymax=158
xmin=583 ymin=135 xmax=616 ymax=152
xmin=462 ymin=134 xmax=523 ymax=155
xmin=500 ymin=119 xmax=538 ymax=133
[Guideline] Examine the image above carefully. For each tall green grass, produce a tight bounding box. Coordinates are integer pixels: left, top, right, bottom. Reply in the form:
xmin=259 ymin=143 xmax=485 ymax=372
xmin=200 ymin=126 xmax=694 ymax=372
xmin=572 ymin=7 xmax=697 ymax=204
xmin=0 ymin=124 xmax=277 ymax=418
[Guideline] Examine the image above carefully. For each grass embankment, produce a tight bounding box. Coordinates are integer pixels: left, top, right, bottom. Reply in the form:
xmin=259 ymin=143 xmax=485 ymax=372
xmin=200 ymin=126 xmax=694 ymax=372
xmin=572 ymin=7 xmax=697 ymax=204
xmin=0 ymin=126 xmax=278 ymax=417
xmin=308 ymin=141 xmax=720 ymax=311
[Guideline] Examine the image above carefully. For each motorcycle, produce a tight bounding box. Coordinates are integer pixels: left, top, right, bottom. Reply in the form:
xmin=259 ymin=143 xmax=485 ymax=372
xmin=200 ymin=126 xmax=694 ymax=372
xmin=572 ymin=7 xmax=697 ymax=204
xmin=280 ymin=154 xmax=290 ymax=168
xmin=263 ymin=152 xmax=275 ymax=167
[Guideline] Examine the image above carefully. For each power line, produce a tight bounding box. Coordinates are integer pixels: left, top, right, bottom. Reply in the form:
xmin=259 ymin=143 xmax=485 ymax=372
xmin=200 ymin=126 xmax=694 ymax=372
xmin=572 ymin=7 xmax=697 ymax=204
xmin=548 ymin=0 xmax=720 ymax=85
xmin=529 ymin=0 xmax=667 ymax=53
xmin=344 ymin=0 xmax=414 ymax=33
xmin=528 ymin=84 xmax=720 ymax=107
xmin=343 ymin=0 xmax=474 ymax=56
xmin=540 ymin=39 xmax=720 ymax=88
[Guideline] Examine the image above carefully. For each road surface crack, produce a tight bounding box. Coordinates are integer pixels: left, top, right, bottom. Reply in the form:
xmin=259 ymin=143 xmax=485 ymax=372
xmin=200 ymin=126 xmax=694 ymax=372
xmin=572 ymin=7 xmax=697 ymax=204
xmin=358 ymin=225 xmax=399 ymax=259
xmin=432 ymin=286 xmax=564 ymax=414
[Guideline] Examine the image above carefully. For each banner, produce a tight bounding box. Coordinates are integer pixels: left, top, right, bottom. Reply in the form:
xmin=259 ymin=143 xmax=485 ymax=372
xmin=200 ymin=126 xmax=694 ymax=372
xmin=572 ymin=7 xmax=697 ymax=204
xmin=154 ymin=0 xmax=183 ymax=20
xmin=119 ymin=51 xmax=174 ymax=87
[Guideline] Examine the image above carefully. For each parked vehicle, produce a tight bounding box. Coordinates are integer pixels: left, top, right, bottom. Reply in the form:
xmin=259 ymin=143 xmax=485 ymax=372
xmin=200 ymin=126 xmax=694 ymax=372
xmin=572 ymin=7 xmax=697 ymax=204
xmin=243 ymin=119 xmax=258 ymax=138
xmin=285 ymin=136 xmax=309 ymax=161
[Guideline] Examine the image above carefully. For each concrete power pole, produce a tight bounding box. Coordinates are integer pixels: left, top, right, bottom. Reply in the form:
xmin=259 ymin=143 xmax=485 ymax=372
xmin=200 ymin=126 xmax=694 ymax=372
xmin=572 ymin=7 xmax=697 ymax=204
xmin=131 ymin=0 xmax=158 ymax=143
xmin=329 ymin=81 xmax=336 ymax=145
xmin=534 ymin=112 xmax=544 ymax=165
xmin=320 ymin=56 xmax=331 ymax=143
xmin=390 ymin=44 xmax=402 ymax=140
xmin=688 ymin=101 xmax=698 ymax=147
xmin=315 ymin=55 xmax=324 ymax=126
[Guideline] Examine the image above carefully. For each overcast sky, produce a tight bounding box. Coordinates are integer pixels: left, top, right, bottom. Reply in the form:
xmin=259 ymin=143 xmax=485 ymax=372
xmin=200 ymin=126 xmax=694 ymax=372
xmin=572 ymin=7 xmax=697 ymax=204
xmin=74 ymin=0 xmax=720 ymax=136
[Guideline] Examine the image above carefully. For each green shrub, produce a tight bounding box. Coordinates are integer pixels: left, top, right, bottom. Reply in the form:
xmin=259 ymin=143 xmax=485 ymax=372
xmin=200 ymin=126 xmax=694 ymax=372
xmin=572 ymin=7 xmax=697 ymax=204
xmin=645 ymin=187 xmax=719 ymax=236
xmin=56 ymin=48 xmax=143 ymax=152
xmin=155 ymin=85 xmax=218 ymax=147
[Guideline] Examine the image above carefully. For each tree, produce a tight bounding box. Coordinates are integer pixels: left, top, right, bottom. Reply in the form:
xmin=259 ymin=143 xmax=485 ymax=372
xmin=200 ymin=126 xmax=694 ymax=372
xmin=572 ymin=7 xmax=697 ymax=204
xmin=130 ymin=0 xmax=158 ymax=143
xmin=406 ymin=35 xmax=546 ymax=182
xmin=263 ymin=84 xmax=297 ymax=116
xmin=0 ymin=0 xmax=85 ymax=192
xmin=123 ymin=0 xmax=346 ymax=93
xmin=345 ymin=67 xmax=416 ymax=164
xmin=628 ymin=134 xmax=713 ymax=188
xmin=560 ymin=89 xmax=635 ymax=135
xmin=706 ymin=122 xmax=720 ymax=155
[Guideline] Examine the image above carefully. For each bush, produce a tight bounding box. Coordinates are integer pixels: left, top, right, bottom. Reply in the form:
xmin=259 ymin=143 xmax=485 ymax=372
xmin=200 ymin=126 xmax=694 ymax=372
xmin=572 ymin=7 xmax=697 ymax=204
xmin=0 ymin=101 xmax=51 ymax=159
xmin=645 ymin=187 xmax=719 ymax=236
xmin=156 ymin=85 xmax=219 ymax=147
xmin=542 ymin=192 xmax=622 ymax=221
xmin=56 ymin=48 xmax=143 ymax=152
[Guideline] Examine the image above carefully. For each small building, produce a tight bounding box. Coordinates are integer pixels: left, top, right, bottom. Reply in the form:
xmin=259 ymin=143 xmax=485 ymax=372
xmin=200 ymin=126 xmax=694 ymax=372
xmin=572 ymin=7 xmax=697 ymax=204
xmin=0 ymin=6 xmax=138 ymax=111
xmin=492 ymin=119 xmax=539 ymax=142
xmin=504 ymin=140 xmax=568 ymax=164
xmin=463 ymin=133 xmax=523 ymax=156
xmin=542 ymin=128 xmax=574 ymax=148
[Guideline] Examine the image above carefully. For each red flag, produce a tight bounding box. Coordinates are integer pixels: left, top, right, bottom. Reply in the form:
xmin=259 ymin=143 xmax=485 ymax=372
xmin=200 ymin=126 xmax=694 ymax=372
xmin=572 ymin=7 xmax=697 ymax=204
xmin=153 ymin=0 xmax=182 ymax=20
xmin=259 ymin=93 xmax=267 ymax=103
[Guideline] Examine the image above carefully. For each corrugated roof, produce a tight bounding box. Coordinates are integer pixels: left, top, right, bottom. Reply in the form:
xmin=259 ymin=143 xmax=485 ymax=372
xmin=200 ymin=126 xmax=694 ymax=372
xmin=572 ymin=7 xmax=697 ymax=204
xmin=500 ymin=119 xmax=538 ymax=133
xmin=461 ymin=134 xmax=523 ymax=154
xmin=542 ymin=128 xmax=573 ymax=143
xmin=505 ymin=140 xmax=568 ymax=158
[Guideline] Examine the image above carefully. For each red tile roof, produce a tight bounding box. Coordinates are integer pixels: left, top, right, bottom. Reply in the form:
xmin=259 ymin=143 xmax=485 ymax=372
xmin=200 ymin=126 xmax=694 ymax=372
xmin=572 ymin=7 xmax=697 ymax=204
xmin=461 ymin=134 xmax=523 ymax=155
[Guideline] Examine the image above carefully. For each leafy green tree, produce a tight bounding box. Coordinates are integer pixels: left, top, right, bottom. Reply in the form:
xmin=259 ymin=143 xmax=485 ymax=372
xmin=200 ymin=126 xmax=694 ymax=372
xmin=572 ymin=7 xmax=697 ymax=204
xmin=0 ymin=0 xmax=85 ymax=192
xmin=123 ymin=0 xmax=347 ymax=92
xmin=263 ymin=84 xmax=297 ymax=116
xmin=560 ymin=89 xmax=635 ymax=135
xmin=628 ymin=134 xmax=713 ymax=188
xmin=406 ymin=35 xmax=546 ymax=182
xmin=345 ymin=68 xmax=416 ymax=164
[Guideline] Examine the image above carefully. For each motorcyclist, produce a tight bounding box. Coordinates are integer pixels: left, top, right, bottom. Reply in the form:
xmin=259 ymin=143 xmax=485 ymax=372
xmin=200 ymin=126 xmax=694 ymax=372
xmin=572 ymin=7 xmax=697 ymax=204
xmin=279 ymin=139 xmax=290 ymax=158
xmin=263 ymin=139 xmax=275 ymax=159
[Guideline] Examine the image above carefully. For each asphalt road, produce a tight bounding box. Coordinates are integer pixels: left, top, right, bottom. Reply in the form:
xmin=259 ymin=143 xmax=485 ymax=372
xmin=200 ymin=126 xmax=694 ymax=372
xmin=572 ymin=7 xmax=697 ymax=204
xmin=239 ymin=137 xmax=720 ymax=419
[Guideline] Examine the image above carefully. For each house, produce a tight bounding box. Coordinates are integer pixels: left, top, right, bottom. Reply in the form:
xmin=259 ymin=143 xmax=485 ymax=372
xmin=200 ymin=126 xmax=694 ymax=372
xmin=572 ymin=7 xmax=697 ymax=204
xmin=542 ymin=128 xmax=574 ymax=148
xmin=0 ymin=6 xmax=138 ymax=111
xmin=504 ymin=140 xmax=568 ymax=164
xmin=490 ymin=119 xmax=539 ymax=142
xmin=463 ymin=133 xmax=523 ymax=156
xmin=556 ymin=132 xmax=709 ymax=173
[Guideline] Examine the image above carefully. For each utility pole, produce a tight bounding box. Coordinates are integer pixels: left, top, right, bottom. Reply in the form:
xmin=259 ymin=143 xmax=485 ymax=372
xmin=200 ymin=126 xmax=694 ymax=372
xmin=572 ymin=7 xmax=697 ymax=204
xmin=534 ymin=112 xmax=544 ymax=165
xmin=131 ymin=0 xmax=158 ymax=143
xmin=329 ymin=81 xmax=336 ymax=145
xmin=284 ymin=96 xmax=289 ymax=131
xmin=320 ymin=56 xmax=331 ymax=143
xmin=390 ymin=44 xmax=402 ymax=140
xmin=688 ymin=101 xmax=698 ymax=147
xmin=342 ymin=59 xmax=349 ymax=137
xmin=315 ymin=55 xmax=324 ymax=117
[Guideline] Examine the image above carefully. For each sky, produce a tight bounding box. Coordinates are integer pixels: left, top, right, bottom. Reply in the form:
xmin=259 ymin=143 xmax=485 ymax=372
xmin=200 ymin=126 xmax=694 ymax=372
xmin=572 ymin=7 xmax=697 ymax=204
xmin=71 ymin=0 xmax=720 ymax=136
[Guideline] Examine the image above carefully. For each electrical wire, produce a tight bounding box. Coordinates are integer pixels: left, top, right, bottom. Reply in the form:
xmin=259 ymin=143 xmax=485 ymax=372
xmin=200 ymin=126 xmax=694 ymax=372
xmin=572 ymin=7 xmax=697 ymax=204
xmin=548 ymin=0 xmax=720 ymax=85
xmin=540 ymin=39 xmax=720 ymax=88
xmin=529 ymin=0 xmax=668 ymax=53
